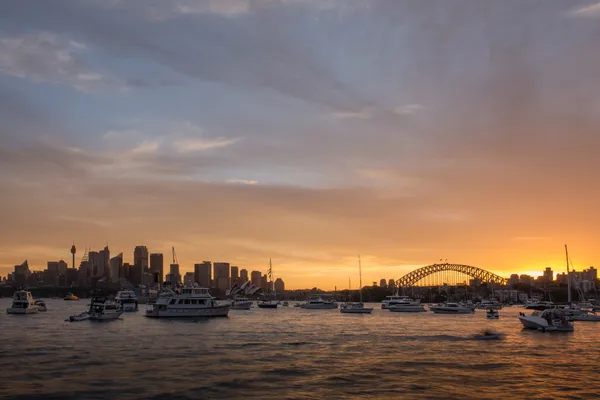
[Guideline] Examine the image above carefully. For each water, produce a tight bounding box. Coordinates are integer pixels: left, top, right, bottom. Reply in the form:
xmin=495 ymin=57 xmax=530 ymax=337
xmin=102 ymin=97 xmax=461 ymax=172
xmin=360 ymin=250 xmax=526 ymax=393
xmin=1 ymin=299 xmax=599 ymax=399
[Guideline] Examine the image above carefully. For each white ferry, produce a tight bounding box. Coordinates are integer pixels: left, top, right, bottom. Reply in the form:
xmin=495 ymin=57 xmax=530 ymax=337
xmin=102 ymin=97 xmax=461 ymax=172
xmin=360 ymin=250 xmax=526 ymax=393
xmin=381 ymin=295 xmax=420 ymax=309
xmin=145 ymin=287 xmax=229 ymax=318
xmin=7 ymin=291 xmax=39 ymax=314
xmin=231 ymin=297 xmax=253 ymax=310
xmin=89 ymin=296 xmax=124 ymax=321
xmin=115 ymin=290 xmax=138 ymax=312
xmin=300 ymin=295 xmax=338 ymax=309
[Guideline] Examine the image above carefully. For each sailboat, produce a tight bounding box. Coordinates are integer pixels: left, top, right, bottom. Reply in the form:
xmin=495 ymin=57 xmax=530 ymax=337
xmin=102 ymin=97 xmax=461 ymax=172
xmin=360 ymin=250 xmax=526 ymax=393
xmin=340 ymin=256 xmax=373 ymax=314
xmin=257 ymin=259 xmax=278 ymax=309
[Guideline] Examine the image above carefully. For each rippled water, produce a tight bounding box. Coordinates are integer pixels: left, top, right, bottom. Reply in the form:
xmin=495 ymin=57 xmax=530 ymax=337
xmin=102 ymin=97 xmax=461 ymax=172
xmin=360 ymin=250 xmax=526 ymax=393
xmin=1 ymin=298 xmax=600 ymax=399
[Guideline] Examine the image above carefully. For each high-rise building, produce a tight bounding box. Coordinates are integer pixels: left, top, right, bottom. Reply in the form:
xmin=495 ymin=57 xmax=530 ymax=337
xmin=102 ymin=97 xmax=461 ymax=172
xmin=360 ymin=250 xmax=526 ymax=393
xmin=509 ymin=274 xmax=519 ymax=286
xmin=251 ymin=270 xmax=262 ymax=287
xmin=121 ymin=263 xmax=132 ymax=282
xmin=183 ymin=272 xmax=195 ymax=286
xmin=260 ymin=274 xmax=269 ymax=292
xmin=150 ymin=253 xmax=164 ymax=284
xmin=109 ymin=253 xmax=123 ymax=282
xmin=388 ymin=279 xmax=396 ymax=291
xmin=194 ymin=261 xmax=211 ymax=287
xmin=379 ymin=279 xmax=387 ymax=288
xmin=231 ymin=266 xmax=239 ymax=285
xmin=240 ymin=269 xmax=249 ymax=283
xmin=134 ymin=245 xmax=149 ymax=283
xmin=131 ymin=263 xmax=143 ymax=286
xmin=98 ymin=246 xmax=110 ymax=280
xmin=214 ymin=262 xmax=231 ymax=291
xmin=543 ymin=267 xmax=553 ymax=283
xmin=88 ymin=251 xmax=100 ymax=277
xmin=170 ymin=263 xmax=181 ymax=285
xmin=274 ymin=278 xmax=285 ymax=293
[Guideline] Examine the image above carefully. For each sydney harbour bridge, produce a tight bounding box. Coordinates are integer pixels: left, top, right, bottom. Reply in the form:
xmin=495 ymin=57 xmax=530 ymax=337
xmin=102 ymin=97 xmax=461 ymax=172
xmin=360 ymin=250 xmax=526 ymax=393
xmin=394 ymin=263 xmax=507 ymax=288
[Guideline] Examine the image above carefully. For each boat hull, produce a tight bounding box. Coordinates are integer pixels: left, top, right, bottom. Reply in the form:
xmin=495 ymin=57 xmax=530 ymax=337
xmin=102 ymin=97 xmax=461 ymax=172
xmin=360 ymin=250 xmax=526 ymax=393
xmin=340 ymin=308 xmax=373 ymax=314
xmin=430 ymin=307 xmax=473 ymax=314
xmin=389 ymin=306 xmax=426 ymax=313
xmin=257 ymin=303 xmax=278 ymax=309
xmin=145 ymin=305 xmax=230 ymax=318
xmin=7 ymin=306 xmax=39 ymax=314
xmin=120 ymin=303 xmax=138 ymax=312
xmin=301 ymin=303 xmax=338 ymax=309
xmin=90 ymin=311 xmax=124 ymax=321
xmin=232 ymin=302 xmax=252 ymax=310
xmin=69 ymin=312 xmax=90 ymax=322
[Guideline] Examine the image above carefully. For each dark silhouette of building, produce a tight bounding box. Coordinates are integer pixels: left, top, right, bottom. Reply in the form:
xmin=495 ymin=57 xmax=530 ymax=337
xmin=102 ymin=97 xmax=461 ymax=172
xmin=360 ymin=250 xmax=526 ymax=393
xmin=150 ymin=253 xmax=164 ymax=284
xmin=274 ymin=278 xmax=285 ymax=293
xmin=251 ymin=270 xmax=262 ymax=287
xmin=194 ymin=261 xmax=211 ymax=287
xmin=240 ymin=269 xmax=248 ymax=283
xmin=214 ymin=262 xmax=230 ymax=291
xmin=231 ymin=266 xmax=239 ymax=285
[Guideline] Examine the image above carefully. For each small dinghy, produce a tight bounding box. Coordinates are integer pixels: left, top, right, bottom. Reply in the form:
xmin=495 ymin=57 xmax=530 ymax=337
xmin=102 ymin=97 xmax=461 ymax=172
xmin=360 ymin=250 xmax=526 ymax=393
xmin=67 ymin=312 xmax=90 ymax=322
xmin=486 ymin=309 xmax=499 ymax=319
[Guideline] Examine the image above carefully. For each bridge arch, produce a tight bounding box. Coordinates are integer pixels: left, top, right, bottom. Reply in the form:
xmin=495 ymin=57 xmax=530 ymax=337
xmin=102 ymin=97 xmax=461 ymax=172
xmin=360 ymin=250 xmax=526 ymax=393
xmin=396 ymin=263 xmax=507 ymax=287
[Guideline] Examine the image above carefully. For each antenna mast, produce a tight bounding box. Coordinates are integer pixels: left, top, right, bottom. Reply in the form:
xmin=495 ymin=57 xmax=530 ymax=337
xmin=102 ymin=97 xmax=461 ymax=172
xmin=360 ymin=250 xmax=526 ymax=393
xmin=565 ymin=244 xmax=571 ymax=304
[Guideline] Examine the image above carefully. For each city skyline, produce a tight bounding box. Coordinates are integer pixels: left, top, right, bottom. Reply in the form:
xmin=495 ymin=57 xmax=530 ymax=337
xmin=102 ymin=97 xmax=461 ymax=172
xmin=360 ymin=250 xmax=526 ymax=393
xmin=2 ymin=1 xmax=600 ymax=289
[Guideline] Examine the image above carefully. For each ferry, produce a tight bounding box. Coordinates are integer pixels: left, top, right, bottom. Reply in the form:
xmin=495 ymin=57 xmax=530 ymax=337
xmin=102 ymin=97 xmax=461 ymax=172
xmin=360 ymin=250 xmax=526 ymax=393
xmin=7 ymin=291 xmax=39 ymax=314
xmin=89 ymin=296 xmax=124 ymax=321
xmin=381 ymin=295 xmax=420 ymax=309
xmin=477 ymin=300 xmax=503 ymax=310
xmin=231 ymin=297 xmax=253 ymax=310
xmin=430 ymin=302 xmax=475 ymax=314
xmin=115 ymin=290 xmax=138 ymax=312
xmin=145 ymin=287 xmax=229 ymax=318
xmin=300 ymin=295 xmax=338 ymax=309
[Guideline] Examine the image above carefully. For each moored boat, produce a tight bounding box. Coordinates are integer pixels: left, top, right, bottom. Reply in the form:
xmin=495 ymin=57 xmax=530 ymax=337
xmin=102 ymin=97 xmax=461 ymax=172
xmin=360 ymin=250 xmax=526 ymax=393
xmin=64 ymin=292 xmax=79 ymax=301
xmin=115 ymin=290 xmax=138 ymax=312
xmin=340 ymin=256 xmax=373 ymax=314
xmin=518 ymin=309 xmax=574 ymax=332
xmin=34 ymin=299 xmax=48 ymax=312
xmin=257 ymin=300 xmax=278 ymax=309
xmin=67 ymin=311 xmax=90 ymax=322
xmin=430 ymin=302 xmax=474 ymax=314
xmin=301 ymin=295 xmax=338 ymax=309
xmin=7 ymin=291 xmax=39 ymax=314
xmin=389 ymin=303 xmax=427 ymax=312
xmin=89 ymin=296 xmax=124 ymax=321
xmin=486 ymin=309 xmax=499 ymax=319
xmin=145 ymin=287 xmax=229 ymax=318
xmin=231 ymin=297 xmax=253 ymax=310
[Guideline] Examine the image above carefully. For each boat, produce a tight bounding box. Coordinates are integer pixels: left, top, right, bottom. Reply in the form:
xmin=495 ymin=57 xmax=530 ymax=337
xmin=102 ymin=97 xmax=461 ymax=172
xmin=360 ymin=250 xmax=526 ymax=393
xmin=89 ymin=296 xmax=124 ymax=321
xmin=472 ymin=330 xmax=504 ymax=340
xmin=477 ymin=300 xmax=503 ymax=310
xmin=524 ymin=300 xmax=554 ymax=310
xmin=7 ymin=291 xmax=39 ymax=314
xmin=34 ymin=300 xmax=47 ymax=311
xmin=115 ymin=290 xmax=139 ymax=312
xmin=486 ymin=309 xmax=499 ymax=319
xmin=282 ymin=301 xmax=289 ymax=307
xmin=300 ymin=295 xmax=338 ymax=309
xmin=389 ymin=303 xmax=427 ymax=312
xmin=64 ymin=292 xmax=79 ymax=301
xmin=145 ymin=287 xmax=229 ymax=318
xmin=341 ymin=256 xmax=373 ymax=314
xmin=429 ymin=302 xmax=475 ymax=314
xmin=518 ymin=309 xmax=574 ymax=332
xmin=381 ymin=295 xmax=421 ymax=309
xmin=568 ymin=310 xmax=600 ymax=321
xmin=67 ymin=312 xmax=90 ymax=322
xmin=231 ymin=297 xmax=253 ymax=310
xmin=257 ymin=259 xmax=279 ymax=309
xmin=293 ymin=303 xmax=302 ymax=307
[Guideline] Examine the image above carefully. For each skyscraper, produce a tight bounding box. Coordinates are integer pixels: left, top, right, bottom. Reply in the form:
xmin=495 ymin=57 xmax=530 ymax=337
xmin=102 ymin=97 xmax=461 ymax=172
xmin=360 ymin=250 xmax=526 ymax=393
xmin=183 ymin=272 xmax=195 ymax=286
xmin=109 ymin=253 xmax=123 ymax=282
xmin=379 ymin=279 xmax=387 ymax=288
xmin=260 ymin=274 xmax=269 ymax=292
xmin=134 ymin=246 xmax=148 ymax=284
xmin=169 ymin=262 xmax=181 ymax=284
xmin=88 ymin=251 xmax=100 ymax=277
xmin=214 ymin=262 xmax=230 ymax=291
xmin=274 ymin=278 xmax=285 ymax=293
xmin=240 ymin=269 xmax=248 ymax=283
xmin=194 ymin=261 xmax=211 ymax=287
xmin=251 ymin=270 xmax=262 ymax=287
xmin=231 ymin=266 xmax=239 ymax=285
xmin=150 ymin=253 xmax=164 ymax=284
xmin=99 ymin=246 xmax=110 ymax=280
xmin=388 ymin=279 xmax=395 ymax=291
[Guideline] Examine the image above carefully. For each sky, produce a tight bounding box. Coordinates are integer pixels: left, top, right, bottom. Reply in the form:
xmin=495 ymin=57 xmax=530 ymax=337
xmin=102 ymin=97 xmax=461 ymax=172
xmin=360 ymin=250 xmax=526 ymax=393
xmin=1 ymin=0 xmax=600 ymax=289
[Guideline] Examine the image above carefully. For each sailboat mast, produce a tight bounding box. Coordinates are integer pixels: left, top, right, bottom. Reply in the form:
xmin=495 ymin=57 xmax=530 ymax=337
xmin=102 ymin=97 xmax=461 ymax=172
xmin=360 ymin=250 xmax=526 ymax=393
xmin=565 ymin=245 xmax=571 ymax=304
xmin=358 ymin=255 xmax=363 ymax=303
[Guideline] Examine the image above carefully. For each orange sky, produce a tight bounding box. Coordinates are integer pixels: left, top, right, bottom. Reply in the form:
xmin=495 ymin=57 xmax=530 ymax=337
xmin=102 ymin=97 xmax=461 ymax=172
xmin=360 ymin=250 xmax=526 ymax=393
xmin=1 ymin=1 xmax=599 ymax=290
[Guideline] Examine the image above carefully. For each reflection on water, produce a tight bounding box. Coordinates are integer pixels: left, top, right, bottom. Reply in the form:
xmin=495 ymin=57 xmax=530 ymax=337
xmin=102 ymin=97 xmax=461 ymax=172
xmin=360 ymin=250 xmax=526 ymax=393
xmin=1 ymin=299 xmax=599 ymax=399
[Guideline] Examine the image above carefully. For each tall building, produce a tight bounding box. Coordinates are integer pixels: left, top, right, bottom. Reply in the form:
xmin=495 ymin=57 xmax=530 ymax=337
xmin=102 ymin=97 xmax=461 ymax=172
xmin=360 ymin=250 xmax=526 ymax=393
xmin=231 ymin=266 xmax=239 ymax=285
xmin=183 ymin=272 xmax=195 ymax=286
xmin=121 ymin=263 xmax=132 ymax=282
xmin=214 ymin=262 xmax=230 ymax=291
xmin=131 ymin=263 xmax=143 ymax=286
xmin=251 ymin=270 xmax=262 ymax=287
xmin=98 ymin=246 xmax=110 ymax=280
xmin=274 ymin=278 xmax=285 ymax=293
xmin=543 ymin=267 xmax=553 ymax=283
xmin=509 ymin=274 xmax=520 ymax=287
xmin=260 ymin=274 xmax=269 ymax=292
xmin=240 ymin=269 xmax=249 ymax=283
xmin=109 ymin=253 xmax=123 ymax=282
xmin=150 ymin=253 xmax=164 ymax=284
xmin=88 ymin=251 xmax=100 ymax=277
xmin=194 ymin=261 xmax=211 ymax=287
xmin=379 ymin=279 xmax=387 ymax=288
xmin=169 ymin=263 xmax=181 ymax=285
xmin=388 ymin=279 xmax=395 ymax=291
xmin=134 ymin=245 xmax=149 ymax=282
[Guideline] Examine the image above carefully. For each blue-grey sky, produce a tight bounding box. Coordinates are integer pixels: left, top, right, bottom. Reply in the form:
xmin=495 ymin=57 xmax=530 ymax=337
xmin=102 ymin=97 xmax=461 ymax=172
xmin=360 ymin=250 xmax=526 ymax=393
xmin=1 ymin=0 xmax=600 ymax=288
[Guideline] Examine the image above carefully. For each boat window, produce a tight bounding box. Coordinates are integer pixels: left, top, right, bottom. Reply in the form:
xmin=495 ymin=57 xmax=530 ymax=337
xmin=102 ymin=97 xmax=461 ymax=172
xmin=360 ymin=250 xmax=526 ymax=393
xmin=169 ymin=299 xmax=177 ymax=305
xmin=198 ymin=299 xmax=205 ymax=305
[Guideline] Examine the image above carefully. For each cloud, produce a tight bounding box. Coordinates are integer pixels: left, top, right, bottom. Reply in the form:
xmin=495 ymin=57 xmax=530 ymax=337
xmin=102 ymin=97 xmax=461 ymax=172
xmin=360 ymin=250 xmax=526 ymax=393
xmin=173 ymin=137 xmax=239 ymax=153
xmin=331 ymin=108 xmax=373 ymax=120
xmin=226 ymin=179 xmax=259 ymax=185
xmin=393 ymin=104 xmax=424 ymax=115
xmin=0 ymin=32 xmax=114 ymax=91
xmin=566 ymin=2 xmax=600 ymax=17
xmin=128 ymin=140 xmax=160 ymax=155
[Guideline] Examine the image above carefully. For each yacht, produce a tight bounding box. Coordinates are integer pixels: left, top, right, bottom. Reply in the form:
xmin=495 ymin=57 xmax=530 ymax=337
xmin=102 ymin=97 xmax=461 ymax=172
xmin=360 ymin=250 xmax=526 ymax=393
xmin=145 ymin=287 xmax=229 ymax=318
xmin=486 ymin=309 xmax=499 ymax=319
xmin=89 ymin=296 xmax=124 ymax=321
xmin=340 ymin=256 xmax=373 ymax=314
xmin=64 ymin=293 xmax=79 ymax=301
xmin=257 ymin=299 xmax=278 ymax=309
xmin=381 ymin=295 xmax=421 ymax=309
xmin=7 ymin=291 xmax=39 ymax=314
xmin=282 ymin=301 xmax=289 ymax=307
xmin=115 ymin=290 xmax=138 ymax=312
xmin=300 ymin=295 xmax=338 ymax=309
xmin=258 ymin=259 xmax=279 ymax=309
xmin=67 ymin=311 xmax=90 ymax=322
xmin=518 ymin=309 xmax=574 ymax=332
xmin=231 ymin=297 xmax=253 ymax=310
xmin=429 ymin=302 xmax=475 ymax=314
xmin=389 ymin=303 xmax=427 ymax=312
xmin=524 ymin=300 xmax=554 ymax=310
xmin=477 ymin=300 xmax=503 ymax=310
xmin=34 ymin=300 xmax=47 ymax=311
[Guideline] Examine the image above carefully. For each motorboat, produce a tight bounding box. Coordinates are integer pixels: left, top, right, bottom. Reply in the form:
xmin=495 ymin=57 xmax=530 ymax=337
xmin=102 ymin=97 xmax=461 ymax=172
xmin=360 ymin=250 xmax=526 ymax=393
xmin=282 ymin=301 xmax=289 ymax=307
xmin=89 ymin=296 xmax=124 ymax=321
xmin=300 ymin=295 xmax=338 ymax=309
xmin=340 ymin=302 xmax=373 ymax=314
xmin=257 ymin=299 xmax=278 ymax=309
xmin=381 ymin=295 xmax=421 ymax=309
xmin=486 ymin=309 xmax=499 ymax=319
xmin=524 ymin=300 xmax=554 ymax=310
xmin=115 ymin=290 xmax=138 ymax=312
xmin=67 ymin=312 xmax=90 ymax=322
xmin=518 ymin=309 xmax=574 ymax=332
xmin=389 ymin=303 xmax=426 ymax=312
xmin=477 ymin=300 xmax=503 ymax=310
xmin=293 ymin=303 xmax=303 ymax=307
xmin=145 ymin=286 xmax=229 ymax=318
xmin=231 ymin=297 xmax=253 ymax=310
xmin=429 ymin=302 xmax=475 ymax=314
xmin=64 ymin=293 xmax=79 ymax=301
xmin=472 ymin=330 xmax=504 ymax=340
xmin=7 ymin=291 xmax=39 ymax=314
xmin=34 ymin=300 xmax=47 ymax=311
xmin=562 ymin=307 xmax=600 ymax=321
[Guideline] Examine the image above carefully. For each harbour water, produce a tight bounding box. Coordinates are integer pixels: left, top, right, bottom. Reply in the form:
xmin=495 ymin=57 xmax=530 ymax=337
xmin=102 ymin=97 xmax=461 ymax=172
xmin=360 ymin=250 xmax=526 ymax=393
xmin=2 ymin=298 xmax=600 ymax=399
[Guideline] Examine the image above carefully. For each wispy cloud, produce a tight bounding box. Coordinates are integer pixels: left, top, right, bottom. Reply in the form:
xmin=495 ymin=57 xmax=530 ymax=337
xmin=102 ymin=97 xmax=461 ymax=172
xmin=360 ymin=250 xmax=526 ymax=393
xmin=129 ymin=140 xmax=160 ymax=155
xmin=173 ymin=137 xmax=238 ymax=153
xmin=226 ymin=179 xmax=259 ymax=185
xmin=566 ymin=2 xmax=600 ymax=17
xmin=331 ymin=108 xmax=373 ymax=120
xmin=393 ymin=104 xmax=424 ymax=115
